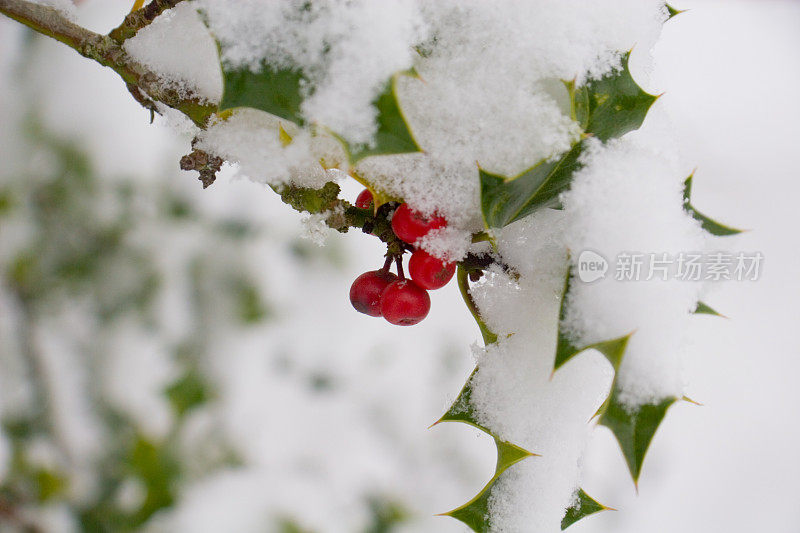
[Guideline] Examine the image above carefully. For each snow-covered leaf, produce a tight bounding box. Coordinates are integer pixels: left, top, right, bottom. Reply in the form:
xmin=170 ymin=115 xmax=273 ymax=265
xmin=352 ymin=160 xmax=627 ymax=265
xmin=561 ymin=489 xmax=612 ymax=530
xmin=442 ymin=437 xmax=534 ymax=532
xmin=566 ymin=52 xmax=658 ymax=142
xmin=553 ymin=270 xmax=632 ymax=372
xmin=435 ymin=369 xmax=536 ymax=531
xmin=219 ymin=63 xmax=420 ymax=164
xmin=338 ymin=73 xmax=422 ymax=164
xmin=436 ymin=368 xmax=487 ymax=432
xmin=480 ymin=143 xmax=583 ymax=229
xmin=219 ymin=64 xmax=306 ymax=125
xmin=683 ymin=174 xmax=742 ymax=236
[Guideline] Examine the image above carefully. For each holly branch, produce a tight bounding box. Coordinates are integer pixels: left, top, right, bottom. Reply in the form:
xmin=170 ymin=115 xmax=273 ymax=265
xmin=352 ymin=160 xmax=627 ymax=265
xmin=0 ymin=0 xmax=213 ymax=126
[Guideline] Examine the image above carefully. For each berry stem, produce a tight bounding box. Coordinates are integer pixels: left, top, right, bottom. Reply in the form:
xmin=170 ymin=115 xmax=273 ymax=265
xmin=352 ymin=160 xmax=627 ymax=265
xmin=456 ymin=265 xmax=498 ymax=345
xmin=381 ymin=255 xmax=393 ymax=274
xmin=395 ymin=256 xmax=405 ymax=280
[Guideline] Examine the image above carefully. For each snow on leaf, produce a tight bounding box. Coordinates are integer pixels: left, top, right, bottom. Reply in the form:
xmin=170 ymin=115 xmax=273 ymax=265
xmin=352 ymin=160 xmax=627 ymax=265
xmin=565 ymin=52 xmax=658 ymax=142
xmin=683 ymin=174 xmax=743 ymax=236
xmin=598 ymin=394 xmax=677 ymax=485
xmin=553 ymin=269 xmax=632 ymax=373
xmin=561 ymin=488 xmax=612 ymax=530
xmin=435 ymin=368 xmax=487 ymax=432
xmin=434 ymin=369 xmax=537 ymax=531
xmin=441 ymin=437 xmax=535 ymax=532
xmin=219 ymin=64 xmax=306 ymax=125
xmin=480 ymin=53 xmax=657 ymax=229
xmin=338 ymin=73 xmax=422 ymax=164
xmin=218 ymin=60 xmax=420 ymax=164
xmin=480 ymin=142 xmax=584 ymax=229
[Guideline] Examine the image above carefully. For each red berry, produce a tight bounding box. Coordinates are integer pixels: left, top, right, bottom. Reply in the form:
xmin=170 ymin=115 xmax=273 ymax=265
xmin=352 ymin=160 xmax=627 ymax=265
xmin=380 ymin=279 xmax=431 ymax=326
xmin=408 ymin=249 xmax=455 ymax=290
xmin=391 ymin=203 xmax=446 ymax=244
xmin=355 ymin=189 xmax=373 ymax=209
xmin=350 ymin=270 xmax=398 ymax=317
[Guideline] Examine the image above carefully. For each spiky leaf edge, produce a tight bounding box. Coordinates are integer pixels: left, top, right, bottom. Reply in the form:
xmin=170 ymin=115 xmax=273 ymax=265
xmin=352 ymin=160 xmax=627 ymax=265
xmin=683 ymin=174 xmax=743 ymax=236
xmin=553 ymin=266 xmax=680 ymax=486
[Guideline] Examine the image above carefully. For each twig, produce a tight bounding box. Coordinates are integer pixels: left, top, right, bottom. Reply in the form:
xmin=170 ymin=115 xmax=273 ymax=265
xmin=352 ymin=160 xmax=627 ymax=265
xmin=109 ymin=0 xmax=186 ymax=43
xmin=0 ymin=0 xmax=214 ymax=126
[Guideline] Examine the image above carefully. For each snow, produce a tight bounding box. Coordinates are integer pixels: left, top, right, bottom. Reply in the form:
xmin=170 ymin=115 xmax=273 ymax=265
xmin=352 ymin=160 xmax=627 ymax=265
xmin=124 ymin=3 xmax=223 ymax=103
xmin=560 ymin=136 xmax=708 ymax=405
xmin=30 ymin=0 xmax=77 ymax=21
xmin=3 ymin=0 xmax=798 ymax=532
xmin=199 ymin=0 xmax=427 ymax=146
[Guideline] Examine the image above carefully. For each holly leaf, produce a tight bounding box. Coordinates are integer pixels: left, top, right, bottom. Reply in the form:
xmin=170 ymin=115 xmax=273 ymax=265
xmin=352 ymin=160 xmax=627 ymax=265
xmin=565 ymin=52 xmax=658 ymax=142
xmin=666 ymin=4 xmax=685 ymax=19
xmin=480 ymin=53 xmax=656 ymax=229
xmin=561 ymin=489 xmax=612 ymax=530
xmin=435 ymin=368 xmax=537 ymax=531
xmin=442 ymin=437 xmax=534 ymax=532
xmin=693 ymin=301 xmax=724 ymax=317
xmin=219 ymin=63 xmax=306 ymax=125
xmin=435 ymin=368 xmax=488 ymax=432
xmin=683 ymin=174 xmax=742 ymax=236
xmin=598 ymin=394 xmax=677 ymax=485
xmin=480 ymin=142 xmax=583 ymax=229
xmin=553 ymin=270 xmax=632 ymax=373
xmin=340 ymin=73 xmax=422 ymax=164
xmin=219 ymin=59 xmax=421 ymax=164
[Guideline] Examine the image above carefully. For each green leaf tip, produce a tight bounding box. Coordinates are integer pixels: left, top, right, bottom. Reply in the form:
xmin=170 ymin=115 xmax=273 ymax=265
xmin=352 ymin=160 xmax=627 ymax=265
xmin=435 ymin=368 xmax=487 ymax=432
xmin=561 ymin=489 xmax=613 ymax=530
xmin=666 ymin=4 xmax=686 ymax=20
xmin=599 ymin=395 xmax=678 ymax=484
xmin=683 ymin=174 xmax=743 ymax=236
xmin=693 ymin=301 xmax=726 ymax=317
xmin=441 ymin=437 xmax=535 ymax=532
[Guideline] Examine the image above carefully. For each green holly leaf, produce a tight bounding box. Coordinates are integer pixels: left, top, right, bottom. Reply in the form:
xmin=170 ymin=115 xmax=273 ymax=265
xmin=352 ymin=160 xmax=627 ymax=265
xmin=219 ymin=63 xmax=306 ymax=125
xmin=598 ymin=394 xmax=677 ymax=485
xmin=683 ymin=174 xmax=743 ymax=236
xmin=480 ymin=142 xmax=583 ymax=229
xmin=435 ymin=368 xmax=488 ymax=432
xmin=218 ymin=59 xmax=421 ymax=164
xmin=666 ymin=4 xmax=685 ymax=20
xmin=553 ymin=270 xmax=632 ymax=373
xmin=694 ymin=301 xmax=724 ymax=317
xmin=435 ymin=368 xmax=537 ymax=531
xmin=561 ymin=489 xmax=612 ymax=530
xmin=442 ymin=437 xmax=534 ymax=532
xmin=339 ymin=73 xmax=422 ymax=164
xmin=566 ymin=52 xmax=658 ymax=142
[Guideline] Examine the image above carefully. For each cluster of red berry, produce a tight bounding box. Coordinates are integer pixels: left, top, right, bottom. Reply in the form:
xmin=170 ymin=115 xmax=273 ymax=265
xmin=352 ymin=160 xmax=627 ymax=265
xmin=349 ymin=190 xmax=456 ymax=326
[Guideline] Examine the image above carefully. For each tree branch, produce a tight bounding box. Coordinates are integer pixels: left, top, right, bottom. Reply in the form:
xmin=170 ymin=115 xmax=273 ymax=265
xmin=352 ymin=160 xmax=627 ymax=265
xmin=0 ymin=0 xmax=214 ymax=126
xmin=109 ymin=0 xmax=186 ymax=43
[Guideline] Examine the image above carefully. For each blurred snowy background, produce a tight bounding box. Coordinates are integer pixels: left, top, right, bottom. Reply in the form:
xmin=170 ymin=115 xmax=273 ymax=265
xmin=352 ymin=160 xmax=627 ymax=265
xmin=0 ymin=0 xmax=798 ymax=532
